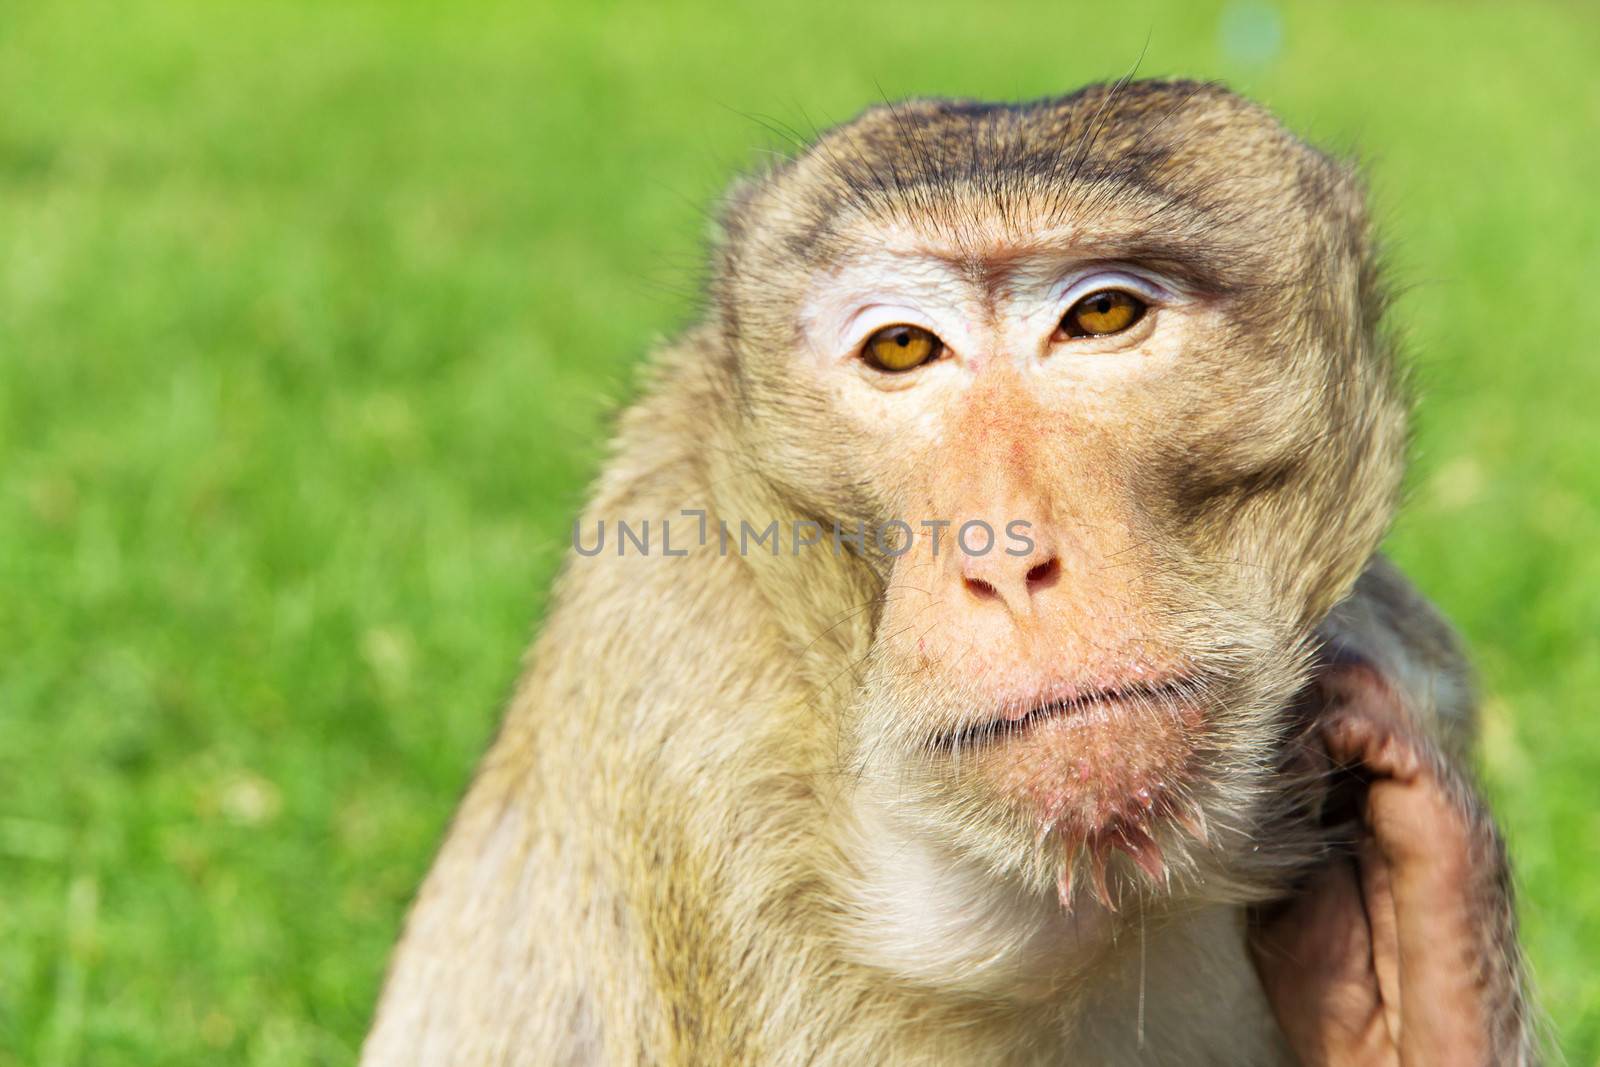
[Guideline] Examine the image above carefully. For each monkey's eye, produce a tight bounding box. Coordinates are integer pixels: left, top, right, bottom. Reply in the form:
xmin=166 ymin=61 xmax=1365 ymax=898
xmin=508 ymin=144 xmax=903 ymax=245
xmin=862 ymin=324 xmax=944 ymax=372
xmin=1058 ymin=289 xmax=1147 ymax=338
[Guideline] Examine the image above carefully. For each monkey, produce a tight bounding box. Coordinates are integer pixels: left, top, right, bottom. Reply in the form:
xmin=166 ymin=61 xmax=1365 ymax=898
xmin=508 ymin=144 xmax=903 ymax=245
xmin=361 ymin=80 xmax=1536 ymax=1065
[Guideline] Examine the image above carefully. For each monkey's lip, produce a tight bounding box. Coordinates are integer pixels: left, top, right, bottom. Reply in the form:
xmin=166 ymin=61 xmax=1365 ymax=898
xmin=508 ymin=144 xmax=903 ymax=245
xmin=944 ymin=678 xmax=1200 ymax=748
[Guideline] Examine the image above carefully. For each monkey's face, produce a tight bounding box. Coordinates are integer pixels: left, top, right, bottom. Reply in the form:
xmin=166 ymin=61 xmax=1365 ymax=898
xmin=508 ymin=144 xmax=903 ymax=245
xmin=720 ymin=85 xmax=1405 ymax=906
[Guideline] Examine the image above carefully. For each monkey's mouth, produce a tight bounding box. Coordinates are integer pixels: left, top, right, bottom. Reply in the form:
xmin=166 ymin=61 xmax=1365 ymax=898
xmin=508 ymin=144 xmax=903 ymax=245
xmin=943 ymin=678 xmax=1201 ymax=749
xmin=938 ymin=675 xmax=1212 ymax=899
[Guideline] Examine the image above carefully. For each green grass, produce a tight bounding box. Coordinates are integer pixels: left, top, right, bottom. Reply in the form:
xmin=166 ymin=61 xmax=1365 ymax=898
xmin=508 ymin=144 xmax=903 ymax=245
xmin=1 ymin=1 xmax=1596 ymax=1062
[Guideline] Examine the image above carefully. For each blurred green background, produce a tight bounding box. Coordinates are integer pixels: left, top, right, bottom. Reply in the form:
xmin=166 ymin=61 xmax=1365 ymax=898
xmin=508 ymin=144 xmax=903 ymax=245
xmin=1 ymin=0 xmax=1596 ymax=1062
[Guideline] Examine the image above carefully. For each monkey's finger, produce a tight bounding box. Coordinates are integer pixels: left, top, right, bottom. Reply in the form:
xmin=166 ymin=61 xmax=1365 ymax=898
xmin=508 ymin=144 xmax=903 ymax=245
xmin=1327 ymin=721 xmax=1425 ymax=792
xmin=1362 ymin=778 xmax=1498 ymax=1065
xmin=1356 ymin=834 xmax=1403 ymax=1049
xmin=1249 ymin=859 xmax=1394 ymax=1063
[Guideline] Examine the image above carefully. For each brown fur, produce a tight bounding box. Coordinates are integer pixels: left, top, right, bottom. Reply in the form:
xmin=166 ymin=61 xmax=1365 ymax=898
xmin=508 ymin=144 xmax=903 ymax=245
xmin=362 ymin=81 xmax=1530 ymax=1065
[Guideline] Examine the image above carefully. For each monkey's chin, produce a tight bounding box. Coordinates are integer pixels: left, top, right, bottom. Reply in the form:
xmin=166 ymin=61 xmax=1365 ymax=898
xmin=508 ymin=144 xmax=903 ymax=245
xmin=968 ymin=685 xmax=1209 ymax=897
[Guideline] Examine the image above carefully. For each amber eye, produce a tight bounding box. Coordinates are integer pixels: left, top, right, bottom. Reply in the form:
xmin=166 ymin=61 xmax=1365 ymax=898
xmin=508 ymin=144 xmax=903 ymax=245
xmin=1059 ymin=289 xmax=1147 ymax=338
xmin=862 ymin=324 xmax=944 ymax=372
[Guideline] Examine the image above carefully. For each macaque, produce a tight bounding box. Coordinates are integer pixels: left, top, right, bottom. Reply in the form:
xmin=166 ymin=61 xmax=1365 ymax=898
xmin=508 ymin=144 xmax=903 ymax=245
xmin=363 ymin=80 xmax=1535 ymax=1064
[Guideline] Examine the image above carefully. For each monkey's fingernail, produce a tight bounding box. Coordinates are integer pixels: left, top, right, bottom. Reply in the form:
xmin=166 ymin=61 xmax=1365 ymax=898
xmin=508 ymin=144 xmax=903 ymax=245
xmin=1056 ymin=862 xmax=1076 ymax=912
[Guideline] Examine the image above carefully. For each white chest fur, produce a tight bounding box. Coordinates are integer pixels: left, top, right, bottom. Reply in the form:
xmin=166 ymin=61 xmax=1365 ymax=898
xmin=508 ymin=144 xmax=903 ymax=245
xmin=838 ymin=792 xmax=1291 ymax=1064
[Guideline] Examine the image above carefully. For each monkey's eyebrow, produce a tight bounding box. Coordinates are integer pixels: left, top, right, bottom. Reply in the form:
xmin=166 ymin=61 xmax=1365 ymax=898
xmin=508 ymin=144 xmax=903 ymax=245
xmin=1116 ymin=214 xmax=1274 ymax=287
xmin=884 ymin=231 xmax=1246 ymax=301
xmin=1109 ymin=234 xmax=1255 ymax=292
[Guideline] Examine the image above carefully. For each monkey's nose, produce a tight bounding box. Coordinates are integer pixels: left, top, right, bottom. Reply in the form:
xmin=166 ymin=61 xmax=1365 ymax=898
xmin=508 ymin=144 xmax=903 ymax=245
xmin=960 ymin=543 xmax=1061 ymax=619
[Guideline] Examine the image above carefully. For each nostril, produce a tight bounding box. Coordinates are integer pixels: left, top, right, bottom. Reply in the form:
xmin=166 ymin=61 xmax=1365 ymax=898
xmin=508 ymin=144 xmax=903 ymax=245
xmin=1025 ymin=558 xmax=1060 ymax=591
xmin=963 ymin=576 xmax=1000 ymax=601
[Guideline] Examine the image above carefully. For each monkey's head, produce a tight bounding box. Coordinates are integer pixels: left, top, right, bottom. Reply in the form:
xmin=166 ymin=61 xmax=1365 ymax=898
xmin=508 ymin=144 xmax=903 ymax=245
xmin=712 ymin=82 xmax=1405 ymax=910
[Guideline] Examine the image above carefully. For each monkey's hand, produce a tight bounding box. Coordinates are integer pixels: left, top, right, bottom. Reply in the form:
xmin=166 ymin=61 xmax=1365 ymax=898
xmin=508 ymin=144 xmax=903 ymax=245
xmin=1249 ymin=663 xmax=1531 ymax=1067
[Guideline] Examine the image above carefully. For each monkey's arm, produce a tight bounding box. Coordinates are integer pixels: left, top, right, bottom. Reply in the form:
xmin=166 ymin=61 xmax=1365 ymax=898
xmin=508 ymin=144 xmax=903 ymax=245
xmin=1252 ymin=560 xmax=1537 ymax=1065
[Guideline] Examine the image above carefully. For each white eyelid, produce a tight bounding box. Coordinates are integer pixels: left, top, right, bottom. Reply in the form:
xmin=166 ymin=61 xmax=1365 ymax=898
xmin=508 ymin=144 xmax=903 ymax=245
xmin=1057 ymin=270 xmax=1177 ymax=309
xmin=840 ymin=305 xmax=941 ymax=355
